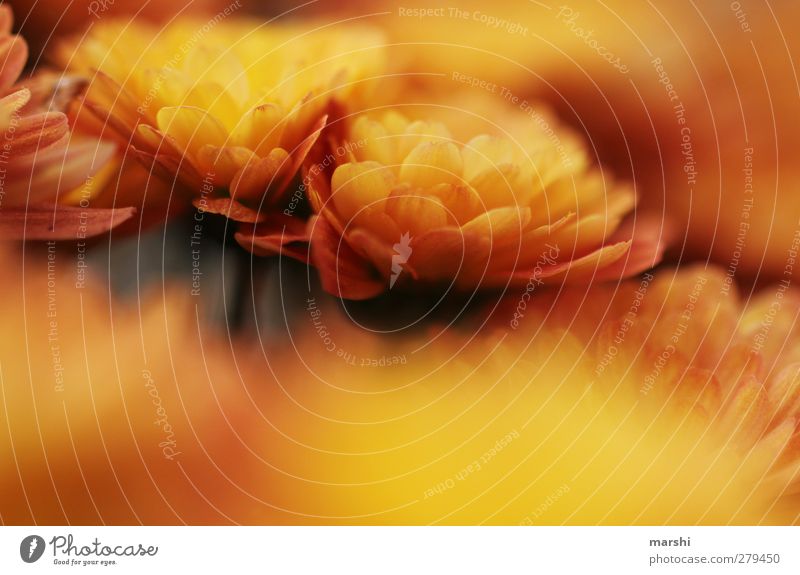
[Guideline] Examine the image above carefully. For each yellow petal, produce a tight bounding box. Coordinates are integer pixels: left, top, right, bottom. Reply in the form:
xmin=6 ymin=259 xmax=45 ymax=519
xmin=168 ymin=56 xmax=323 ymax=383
xmin=461 ymin=206 xmax=532 ymax=249
xmin=349 ymin=116 xmax=394 ymax=165
xmin=232 ymin=103 xmax=286 ymax=156
xmin=184 ymin=82 xmax=242 ymax=131
xmin=461 ymin=135 xmax=516 ymax=181
xmin=196 ymin=145 xmax=257 ymax=187
xmin=385 ymin=190 xmax=449 ymax=236
xmin=468 ymin=163 xmax=526 ymax=210
xmin=182 ymin=44 xmax=249 ymax=107
xmin=331 ymin=162 xmax=396 ymax=225
xmin=399 ymin=141 xmax=463 ymax=188
xmin=397 ymin=120 xmax=452 ymax=161
xmin=156 ymin=106 xmax=229 ymax=158
xmin=424 ymin=183 xmax=483 ymax=225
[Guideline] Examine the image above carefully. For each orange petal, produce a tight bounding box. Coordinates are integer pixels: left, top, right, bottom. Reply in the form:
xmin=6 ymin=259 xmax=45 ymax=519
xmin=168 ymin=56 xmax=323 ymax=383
xmin=0 ymin=204 xmax=135 ymax=240
xmin=136 ymin=123 xmax=186 ymax=160
xmin=182 ymin=44 xmax=249 ymax=107
xmin=349 ymin=115 xmax=394 ymax=165
xmin=405 ymin=226 xmax=468 ymax=283
xmin=0 ymin=34 xmax=27 ymax=91
xmin=235 ymin=213 xmax=310 ymax=261
xmin=467 ymin=162 xmax=525 ymax=209
xmin=0 ymin=4 xmax=13 ymax=34
xmin=461 ymin=206 xmax=532 ymax=249
xmin=130 ymin=147 xmax=202 ymax=190
xmin=424 ymin=183 xmax=483 ymax=225
xmin=30 ymin=139 xmax=116 ymax=204
xmin=195 ymin=145 xmax=256 ymax=187
xmin=309 ymin=215 xmax=385 ymax=300
xmin=10 ymin=112 xmax=69 ymax=155
xmin=509 ymin=240 xmax=632 ymax=286
xmin=589 ymin=215 xmax=668 ymax=281
xmin=767 ymin=364 xmax=800 ymax=426
xmin=346 ymin=228 xmax=396 ymax=279
xmin=279 ymin=113 xmax=327 ymax=195
xmin=192 ymin=197 xmax=265 ymax=224
xmin=85 ymin=70 xmax=143 ymax=130
xmin=229 ymin=148 xmax=291 ymax=204
xmin=385 ymin=190 xmax=449 ymax=236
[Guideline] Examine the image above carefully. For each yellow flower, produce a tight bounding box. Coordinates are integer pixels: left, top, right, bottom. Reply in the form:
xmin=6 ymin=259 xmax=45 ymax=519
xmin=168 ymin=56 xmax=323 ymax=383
xmin=300 ymin=109 xmax=663 ymax=299
xmin=2 ymin=254 xmax=797 ymax=525
xmin=0 ymin=6 xmax=131 ymax=240
xmin=57 ymin=16 xmax=385 ymax=220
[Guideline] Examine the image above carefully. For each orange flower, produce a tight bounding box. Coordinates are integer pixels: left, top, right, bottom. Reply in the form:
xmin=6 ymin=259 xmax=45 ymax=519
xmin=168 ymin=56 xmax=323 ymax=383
xmin=297 ymin=109 xmax=664 ymax=299
xmin=0 ymin=6 xmax=132 ymax=240
xmin=591 ymin=267 xmax=800 ymax=494
xmin=57 ymin=16 xmax=385 ymax=225
xmin=2 ymin=255 xmax=797 ymax=525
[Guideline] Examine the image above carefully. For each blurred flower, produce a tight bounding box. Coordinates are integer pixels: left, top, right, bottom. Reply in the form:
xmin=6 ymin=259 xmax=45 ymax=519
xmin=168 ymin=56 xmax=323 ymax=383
xmin=9 ymin=0 xmax=232 ymax=60
xmin=0 ymin=5 xmax=133 ymax=240
xmin=298 ymin=109 xmax=663 ymax=299
xmin=1 ymin=253 xmax=797 ymax=524
xmin=590 ymin=267 xmax=800 ymax=498
xmin=57 ymin=15 xmax=385 ymax=226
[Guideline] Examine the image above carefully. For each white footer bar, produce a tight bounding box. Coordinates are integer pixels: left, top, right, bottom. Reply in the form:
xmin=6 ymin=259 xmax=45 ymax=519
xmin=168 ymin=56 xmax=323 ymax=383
xmin=1 ymin=526 xmax=797 ymax=574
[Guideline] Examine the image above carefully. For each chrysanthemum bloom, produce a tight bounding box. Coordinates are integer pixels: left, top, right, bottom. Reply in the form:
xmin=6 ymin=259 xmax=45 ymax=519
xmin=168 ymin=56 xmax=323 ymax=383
xmin=57 ymin=17 xmax=385 ymax=226
xmin=299 ymin=109 xmax=663 ymax=299
xmin=0 ymin=6 xmax=131 ymax=239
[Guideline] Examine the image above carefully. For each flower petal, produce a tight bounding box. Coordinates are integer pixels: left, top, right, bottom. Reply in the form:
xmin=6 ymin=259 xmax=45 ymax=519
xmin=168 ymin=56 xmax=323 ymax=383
xmin=589 ymin=215 xmax=668 ymax=281
xmin=461 ymin=135 xmax=516 ymax=181
xmin=195 ymin=145 xmax=256 ymax=187
xmin=309 ymin=215 xmax=385 ymax=300
xmin=235 ymin=213 xmax=310 ymax=262
xmin=193 ymin=197 xmax=265 ymax=223
xmin=156 ymin=106 xmax=229 ymax=157
xmin=232 ymin=103 xmax=286 ymax=156
xmin=0 ymin=34 xmax=27 ymax=91
xmin=399 ymin=141 xmax=463 ymax=188
xmin=331 ymin=161 xmax=396 ymax=224
xmin=461 ymin=206 xmax=532 ymax=249
xmin=385 ymin=189 xmax=449 ymax=236
xmin=229 ymin=148 xmax=291 ymax=204
xmin=0 ymin=204 xmax=135 ymax=240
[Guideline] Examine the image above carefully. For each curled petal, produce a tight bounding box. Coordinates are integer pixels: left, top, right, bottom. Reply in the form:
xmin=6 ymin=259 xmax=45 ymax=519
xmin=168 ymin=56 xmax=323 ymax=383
xmin=230 ymin=148 xmax=291 ymax=204
xmin=309 ymin=215 xmax=384 ymax=300
xmin=235 ymin=213 xmax=309 ymax=261
xmin=590 ymin=215 xmax=669 ymax=282
xmin=193 ymin=197 xmax=265 ymax=224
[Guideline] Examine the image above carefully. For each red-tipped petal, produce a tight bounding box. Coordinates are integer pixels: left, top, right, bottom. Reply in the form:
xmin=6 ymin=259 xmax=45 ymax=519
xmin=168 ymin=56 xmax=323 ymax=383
xmin=234 ymin=213 xmax=310 ymax=261
xmin=0 ymin=204 xmax=136 ymax=240
xmin=308 ymin=215 xmax=384 ymax=300
xmin=591 ymin=215 xmax=669 ymax=281
xmin=193 ymin=197 xmax=266 ymax=224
